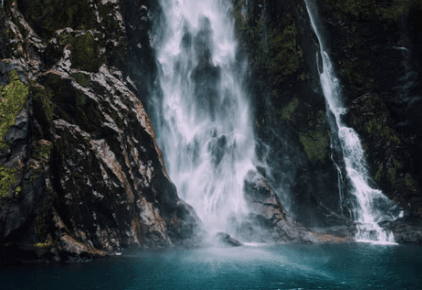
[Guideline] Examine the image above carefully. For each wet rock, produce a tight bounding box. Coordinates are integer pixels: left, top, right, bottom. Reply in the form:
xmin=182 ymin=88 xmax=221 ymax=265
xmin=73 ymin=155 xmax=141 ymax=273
xmin=310 ymin=225 xmax=355 ymax=238
xmin=215 ymin=232 xmax=243 ymax=247
xmin=3 ymin=109 xmax=28 ymax=143
xmin=238 ymin=170 xmax=351 ymax=244
xmin=0 ymin=0 xmax=203 ymax=264
xmin=380 ymin=219 xmax=422 ymax=244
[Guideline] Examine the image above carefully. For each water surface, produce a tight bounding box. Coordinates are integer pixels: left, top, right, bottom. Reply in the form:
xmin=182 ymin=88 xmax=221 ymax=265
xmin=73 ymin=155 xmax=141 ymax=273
xmin=2 ymin=244 xmax=421 ymax=290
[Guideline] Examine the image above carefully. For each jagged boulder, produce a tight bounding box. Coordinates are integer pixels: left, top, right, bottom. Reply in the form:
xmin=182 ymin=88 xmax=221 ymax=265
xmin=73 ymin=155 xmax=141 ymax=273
xmin=232 ymin=170 xmax=351 ymax=244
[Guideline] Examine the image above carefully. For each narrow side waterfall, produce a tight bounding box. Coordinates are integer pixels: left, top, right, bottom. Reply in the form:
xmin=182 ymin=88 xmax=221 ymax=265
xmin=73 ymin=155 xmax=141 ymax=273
xmin=153 ymin=0 xmax=255 ymax=235
xmin=305 ymin=1 xmax=398 ymax=244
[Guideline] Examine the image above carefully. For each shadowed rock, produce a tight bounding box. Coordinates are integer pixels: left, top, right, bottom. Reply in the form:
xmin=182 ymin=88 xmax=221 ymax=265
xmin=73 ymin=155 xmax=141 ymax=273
xmin=234 ymin=170 xmax=351 ymax=244
xmin=215 ymin=232 xmax=243 ymax=247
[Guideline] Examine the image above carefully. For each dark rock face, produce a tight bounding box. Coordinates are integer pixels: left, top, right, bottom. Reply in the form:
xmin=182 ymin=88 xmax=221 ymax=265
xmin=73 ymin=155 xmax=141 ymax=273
xmin=233 ymin=0 xmax=422 ymax=242
xmin=0 ymin=0 xmax=202 ymax=263
xmin=232 ymin=0 xmax=349 ymax=229
xmin=314 ymin=0 xmax=422 ymax=231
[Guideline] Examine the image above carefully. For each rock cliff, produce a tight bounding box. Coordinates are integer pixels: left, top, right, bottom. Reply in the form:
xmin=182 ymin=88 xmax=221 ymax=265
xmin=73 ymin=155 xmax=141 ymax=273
xmin=0 ymin=0 xmax=201 ymax=263
xmin=233 ymin=0 xmax=422 ymax=241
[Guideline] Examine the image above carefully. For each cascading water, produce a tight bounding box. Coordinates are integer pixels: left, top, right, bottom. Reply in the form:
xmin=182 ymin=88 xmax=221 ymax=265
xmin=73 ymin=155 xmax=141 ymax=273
xmin=305 ymin=1 xmax=398 ymax=244
xmin=153 ymin=0 xmax=255 ymax=235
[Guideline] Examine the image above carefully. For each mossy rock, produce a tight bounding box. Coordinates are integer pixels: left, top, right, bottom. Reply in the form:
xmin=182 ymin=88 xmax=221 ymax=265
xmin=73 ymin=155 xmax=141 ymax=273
xmin=71 ymin=73 xmax=90 ymax=88
xmin=42 ymin=72 xmax=105 ymax=133
xmin=0 ymin=166 xmax=17 ymax=199
xmin=299 ymin=129 xmax=330 ymax=163
xmin=32 ymin=140 xmax=53 ymax=161
xmin=326 ymin=0 xmax=412 ymax=21
xmin=0 ymin=70 xmax=28 ymax=149
xmin=17 ymin=0 xmax=97 ymax=39
xmin=233 ymin=0 xmax=305 ymax=89
xmin=280 ymin=97 xmax=299 ymax=122
xmin=30 ymin=82 xmax=53 ymax=138
xmin=70 ymin=32 xmax=105 ymax=72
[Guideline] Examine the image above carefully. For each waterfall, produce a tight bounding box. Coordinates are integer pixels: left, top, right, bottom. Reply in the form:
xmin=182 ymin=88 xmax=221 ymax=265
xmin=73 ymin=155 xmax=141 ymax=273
xmin=304 ymin=1 xmax=398 ymax=244
xmin=152 ymin=0 xmax=255 ymax=235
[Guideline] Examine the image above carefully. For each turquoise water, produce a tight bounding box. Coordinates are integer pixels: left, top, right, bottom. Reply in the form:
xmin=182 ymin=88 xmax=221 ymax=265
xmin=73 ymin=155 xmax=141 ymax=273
xmin=1 ymin=244 xmax=421 ymax=289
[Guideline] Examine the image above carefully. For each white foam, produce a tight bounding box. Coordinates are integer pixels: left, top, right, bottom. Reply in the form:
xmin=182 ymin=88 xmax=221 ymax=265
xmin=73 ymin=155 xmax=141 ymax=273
xmin=153 ymin=0 xmax=255 ymax=234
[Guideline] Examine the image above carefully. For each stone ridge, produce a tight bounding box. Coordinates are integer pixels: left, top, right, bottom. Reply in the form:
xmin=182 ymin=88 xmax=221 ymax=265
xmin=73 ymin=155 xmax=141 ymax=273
xmin=0 ymin=0 xmax=202 ymax=263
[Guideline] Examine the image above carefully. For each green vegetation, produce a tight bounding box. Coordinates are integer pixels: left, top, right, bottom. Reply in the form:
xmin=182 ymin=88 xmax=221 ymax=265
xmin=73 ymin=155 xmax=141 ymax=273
xmin=0 ymin=70 xmax=28 ymax=149
xmin=57 ymin=31 xmax=105 ymax=72
xmin=33 ymin=141 xmax=53 ymax=160
xmin=30 ymin=82 xmax=54 ymax=138
xmin=233 ymin=0 xmax=304 ymax=88
xmin=374 ymin=162 xmax=384 ymax=181
xmin=71 ymin=73 xmax=90 ymax=88
xmin=299 ymin=130 xmax=330 ymax=163
xmin=0 ymin=166 xmax=17 ymax=199
xmin=280 ymin=98 xmax=299 ymax=122
xmin=327 ymin=0 xmax=413 ymax=21
xmin=17 ymin=0 xmax=96 ymax=39
xmin=70 ymin=32 xmax=105 ymax=72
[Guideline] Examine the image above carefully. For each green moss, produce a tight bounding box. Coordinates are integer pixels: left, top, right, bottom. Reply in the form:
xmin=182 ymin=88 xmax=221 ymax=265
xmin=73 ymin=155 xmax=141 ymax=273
xmin=70 ymin=32 xmax=105 ymax=72
xmin=299 ymin=130 xmax=330 ymax=163
xmin=0 ymin=166 xmax=17 ymax=199
xmin=71 ymin=73 xmax=90 ymax=88
xmin=404 ymin=173 xmax=418 ymax=192
xmin=387 ymin=166 xmax=396 ymax=184
xmin=364 ymin=118 xmax=400 ymax=146
xmin=339 ymin=60 xmax=373 ymax=90
xmin=30 ymin=83 xmax=53 ymax=130
xmin=0 ymin=70 xmax=29 ymax=149
xmin=17 ymin=0 xmax=97 ymax=39
xmin=374 ymin=162 xmax=384 ymax=181
xmin=29 ymin=175 xmax=37 ymax=184
xmin=265 ymin=23 xmax=304 ymax=84
xmin=33 ymin=141 xmax=53 ymax=160
xmin=233 ymin=1 xmax=304 ymax=88
xmin=33 ymin=233 xmax=53 ymax=248
xmin=1 ymin=28 xmax=10 ymax=39
xmin=33 ymin=242 xmax=51 ymax=248
xmin=316 ymin=111 xmax=326 ymax=127
xmin=327 ymin=0 xmax=412 ymax=21
xmin=280 ymin=98 xmax=299 ymax=122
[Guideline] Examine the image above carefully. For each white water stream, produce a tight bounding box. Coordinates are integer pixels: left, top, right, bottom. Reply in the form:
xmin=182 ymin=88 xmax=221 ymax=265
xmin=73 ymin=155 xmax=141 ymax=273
xmin=153 ymin=0 xmax=255 ymax=235
xmin=305 ymin=1 xmax=398 ymax=244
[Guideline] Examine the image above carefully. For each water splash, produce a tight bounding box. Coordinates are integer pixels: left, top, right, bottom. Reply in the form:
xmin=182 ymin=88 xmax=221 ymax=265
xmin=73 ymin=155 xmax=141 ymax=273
xmin=305 ymin=1 xmax=398 ymax=244
xmin=153 ymin=0 xmax=255 ymax=234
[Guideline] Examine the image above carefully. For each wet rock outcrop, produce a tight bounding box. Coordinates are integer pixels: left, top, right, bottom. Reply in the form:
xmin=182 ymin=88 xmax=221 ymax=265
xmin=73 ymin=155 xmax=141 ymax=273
xmin=0 ymin=0 xmax=201 ymax=263
xmin=232 ymin=170 xmax=350 ymax=244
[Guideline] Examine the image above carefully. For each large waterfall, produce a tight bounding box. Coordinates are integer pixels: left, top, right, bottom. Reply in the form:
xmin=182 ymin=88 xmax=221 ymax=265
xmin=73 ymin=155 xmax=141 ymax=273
xmin=304 ymin=1 xmax=398 ymax=244
xmin=153 ymin=0 xmax=255 ymax=235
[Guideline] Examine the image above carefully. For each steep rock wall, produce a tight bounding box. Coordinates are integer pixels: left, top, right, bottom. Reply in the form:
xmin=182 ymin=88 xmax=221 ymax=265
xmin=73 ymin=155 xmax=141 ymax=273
xmin=233 ymin=0 xmax=347 ymax=228
xmin=0 ymin=0 xmax=201 ymax=263
xmin=234 ymin=0 xmax=422 ymax=239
